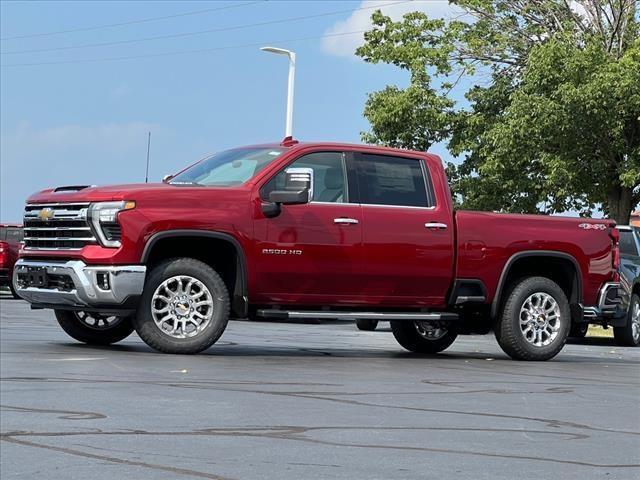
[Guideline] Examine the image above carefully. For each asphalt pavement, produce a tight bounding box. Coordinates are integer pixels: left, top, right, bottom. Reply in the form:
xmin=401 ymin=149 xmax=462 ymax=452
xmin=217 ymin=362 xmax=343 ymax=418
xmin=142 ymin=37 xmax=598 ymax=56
xmin=1 ymin=292 xmax=639 ymax=480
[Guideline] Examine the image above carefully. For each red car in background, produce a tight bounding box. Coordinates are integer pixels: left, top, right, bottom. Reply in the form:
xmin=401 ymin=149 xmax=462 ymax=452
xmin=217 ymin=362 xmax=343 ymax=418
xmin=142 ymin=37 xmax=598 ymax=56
xmin=0 ymin=224 xmax=23 ymax=298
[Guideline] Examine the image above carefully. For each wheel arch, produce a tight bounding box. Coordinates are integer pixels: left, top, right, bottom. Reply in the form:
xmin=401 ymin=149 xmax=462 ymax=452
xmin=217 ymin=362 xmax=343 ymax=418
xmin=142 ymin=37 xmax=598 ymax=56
xmin=491 ymin=251 xmax=583 ymax=320
xmin=141 ymin=230 xmax=248 ymax=317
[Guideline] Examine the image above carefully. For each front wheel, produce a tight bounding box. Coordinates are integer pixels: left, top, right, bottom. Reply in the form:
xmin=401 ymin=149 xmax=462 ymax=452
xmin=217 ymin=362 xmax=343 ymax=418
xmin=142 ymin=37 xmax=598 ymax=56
xmin=390 ymin=320 xmax=457 ymax=354
xmin=55 ymin=310 xmax=135 ymax=345
xmin=134 ymin=258 xmax=230 ymax=354
xmin=495 ymin=277 xmax=570 ymax=361
xmin=614 ymin=293 xmax=640 ymax=347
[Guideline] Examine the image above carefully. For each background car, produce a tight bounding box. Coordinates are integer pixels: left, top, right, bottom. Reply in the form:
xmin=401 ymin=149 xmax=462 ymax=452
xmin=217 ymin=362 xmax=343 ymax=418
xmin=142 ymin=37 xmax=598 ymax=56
xmin=615 ymin=225 xmax=640 ymax=346
xmin=0 ymin=224 xmax=24 ymax=298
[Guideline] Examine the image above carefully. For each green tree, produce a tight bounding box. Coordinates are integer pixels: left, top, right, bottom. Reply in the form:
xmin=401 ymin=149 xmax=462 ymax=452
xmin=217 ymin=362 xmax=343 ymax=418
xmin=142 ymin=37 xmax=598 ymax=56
xmin=357 ymin=0 xmax=639 ymax=223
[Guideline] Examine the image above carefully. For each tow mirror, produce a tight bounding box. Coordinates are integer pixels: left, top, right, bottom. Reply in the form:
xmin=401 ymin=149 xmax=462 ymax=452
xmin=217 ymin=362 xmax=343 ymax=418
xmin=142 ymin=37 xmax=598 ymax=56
xmin=269 ymin=167 xmax=314 ymax=205
xmin=162 ymin=174 xmax=173 ymax=183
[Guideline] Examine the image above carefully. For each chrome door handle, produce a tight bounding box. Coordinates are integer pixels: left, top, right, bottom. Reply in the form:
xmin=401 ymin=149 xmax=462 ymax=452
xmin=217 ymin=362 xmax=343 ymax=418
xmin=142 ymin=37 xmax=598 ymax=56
xmin=334 ymin=218 xmax=359 ymax=225
xmin=425 ymin=222 xmax=447 ymax=229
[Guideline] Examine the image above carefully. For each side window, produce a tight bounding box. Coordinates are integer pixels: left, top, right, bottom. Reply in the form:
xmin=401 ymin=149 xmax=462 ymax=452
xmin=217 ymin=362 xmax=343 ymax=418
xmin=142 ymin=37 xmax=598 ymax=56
xmin=357 ymin=154 xmax=432 ymax=207
xmin=619 ymin=230 xmax=638 ymax=256
xmin=261 ymin=152 xmax=347 ymax=203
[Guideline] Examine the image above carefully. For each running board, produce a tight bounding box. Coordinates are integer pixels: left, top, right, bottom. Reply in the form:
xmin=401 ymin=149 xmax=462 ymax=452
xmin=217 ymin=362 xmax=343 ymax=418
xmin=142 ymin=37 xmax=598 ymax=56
xmin=256 ymin=310 xmax=459 ymax=322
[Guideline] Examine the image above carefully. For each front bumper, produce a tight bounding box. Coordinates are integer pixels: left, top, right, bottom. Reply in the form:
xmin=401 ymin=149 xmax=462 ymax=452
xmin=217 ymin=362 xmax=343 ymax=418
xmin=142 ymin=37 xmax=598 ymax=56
xmin=13 ymin=259 xmax=146 ymax=312
xmin=583 ymin=282 xmax=627 ymax=326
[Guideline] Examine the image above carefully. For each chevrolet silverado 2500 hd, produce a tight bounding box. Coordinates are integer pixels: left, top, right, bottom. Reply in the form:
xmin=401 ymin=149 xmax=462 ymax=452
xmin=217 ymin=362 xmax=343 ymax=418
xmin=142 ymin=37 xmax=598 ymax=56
xmin=14 ymin=140 xmax=624 ymax=360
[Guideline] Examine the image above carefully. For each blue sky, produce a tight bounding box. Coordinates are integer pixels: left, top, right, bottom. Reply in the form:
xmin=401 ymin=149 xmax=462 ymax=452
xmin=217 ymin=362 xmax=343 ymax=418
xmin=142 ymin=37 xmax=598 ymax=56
xmin=0 ymin=0 xmax=459 ymax=222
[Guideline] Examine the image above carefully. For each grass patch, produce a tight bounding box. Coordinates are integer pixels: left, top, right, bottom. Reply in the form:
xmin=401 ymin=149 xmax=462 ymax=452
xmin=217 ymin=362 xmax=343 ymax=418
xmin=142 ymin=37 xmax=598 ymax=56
xmin=587 ymin=325 xmax=614 ymax=338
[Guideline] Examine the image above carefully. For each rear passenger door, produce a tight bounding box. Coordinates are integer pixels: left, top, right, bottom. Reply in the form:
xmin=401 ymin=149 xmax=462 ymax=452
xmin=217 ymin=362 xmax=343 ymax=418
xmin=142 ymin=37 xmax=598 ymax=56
xmin=355 ymin=152 xmax=454 ymax=307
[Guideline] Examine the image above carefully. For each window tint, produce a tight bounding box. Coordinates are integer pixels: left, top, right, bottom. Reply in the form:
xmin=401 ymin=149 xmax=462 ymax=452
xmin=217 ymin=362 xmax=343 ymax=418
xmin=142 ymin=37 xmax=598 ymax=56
xmin=619 ymin=229 xmax=638 ymax=256
xmin=0 ymin=227 xmax=23 ymax=242
xmin=262 ymin=152 xmax=347 ymax=203
xmin=357 ymin=154 xmax=430 ymax=207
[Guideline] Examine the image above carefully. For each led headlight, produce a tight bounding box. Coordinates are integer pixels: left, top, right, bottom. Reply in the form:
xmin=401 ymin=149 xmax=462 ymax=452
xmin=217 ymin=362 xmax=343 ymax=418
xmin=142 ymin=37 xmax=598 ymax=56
xmin=89 ymin=201 xmax=135 ymax=248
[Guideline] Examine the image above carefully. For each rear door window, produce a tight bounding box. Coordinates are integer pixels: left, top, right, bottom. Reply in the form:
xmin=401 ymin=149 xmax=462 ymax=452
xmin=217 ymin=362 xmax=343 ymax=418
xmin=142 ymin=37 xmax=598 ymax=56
xmin=619 ymin=229 xmax=639 ymax=256
xmin=356 ymin=153 xmax=433 ymax=207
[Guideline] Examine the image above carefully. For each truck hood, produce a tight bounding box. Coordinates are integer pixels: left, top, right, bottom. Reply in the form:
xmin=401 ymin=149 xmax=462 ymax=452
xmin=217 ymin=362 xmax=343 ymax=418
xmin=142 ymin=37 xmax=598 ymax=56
xmin=27 ymin=183 xmax=177 ymax=204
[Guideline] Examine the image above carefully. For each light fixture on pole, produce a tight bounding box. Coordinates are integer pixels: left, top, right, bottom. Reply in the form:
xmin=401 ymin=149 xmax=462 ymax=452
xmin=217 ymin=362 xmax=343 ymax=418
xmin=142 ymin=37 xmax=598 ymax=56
xmin=261 ymin=46 xmax=296 ymax=138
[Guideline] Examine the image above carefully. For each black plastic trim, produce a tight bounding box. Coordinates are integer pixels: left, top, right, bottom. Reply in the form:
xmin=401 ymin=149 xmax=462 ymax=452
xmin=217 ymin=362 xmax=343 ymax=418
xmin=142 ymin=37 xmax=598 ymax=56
xmin=141 ymin=230 xmax=249 ymax=317
xmin=491 ymin=250 xmax=583 ymax=319
xmin=448 ymin=279 xmax=487 ymax=305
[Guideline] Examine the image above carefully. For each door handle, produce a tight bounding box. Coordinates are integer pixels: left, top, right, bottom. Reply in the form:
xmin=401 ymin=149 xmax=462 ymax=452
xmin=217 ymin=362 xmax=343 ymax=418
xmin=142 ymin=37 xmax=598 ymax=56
xmin=334 ymin=218 xmax=359 ymax=225
xmin=425 ymin=222 xmax=447 ymax=230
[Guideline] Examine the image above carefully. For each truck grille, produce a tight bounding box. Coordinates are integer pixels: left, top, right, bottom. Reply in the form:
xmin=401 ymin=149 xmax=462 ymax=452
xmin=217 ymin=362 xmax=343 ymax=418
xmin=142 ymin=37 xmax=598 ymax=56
xmin=23 ymin=203 xmax=96 ymax=250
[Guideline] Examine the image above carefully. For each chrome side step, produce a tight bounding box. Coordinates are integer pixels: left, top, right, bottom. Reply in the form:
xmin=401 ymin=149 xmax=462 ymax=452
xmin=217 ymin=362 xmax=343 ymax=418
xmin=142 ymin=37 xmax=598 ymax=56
xmin=256 ymin=310 xmax=459 ymax=322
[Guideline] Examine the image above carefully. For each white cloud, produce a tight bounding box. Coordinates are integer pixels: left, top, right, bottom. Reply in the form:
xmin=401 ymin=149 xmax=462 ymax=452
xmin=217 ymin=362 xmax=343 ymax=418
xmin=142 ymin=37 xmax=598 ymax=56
xmin=322 ymin=0 xmax=463 ymax=58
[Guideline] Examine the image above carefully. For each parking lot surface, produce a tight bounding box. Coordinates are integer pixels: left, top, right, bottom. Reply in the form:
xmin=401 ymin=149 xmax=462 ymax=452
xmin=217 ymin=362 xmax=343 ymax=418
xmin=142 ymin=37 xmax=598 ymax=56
xmin=1 ymin=294 xmax=639 ymax=480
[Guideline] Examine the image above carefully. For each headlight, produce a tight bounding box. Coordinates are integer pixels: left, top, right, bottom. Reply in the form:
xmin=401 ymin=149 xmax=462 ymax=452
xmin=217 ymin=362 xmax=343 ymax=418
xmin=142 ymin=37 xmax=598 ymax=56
xmin=89 ymin=201 xmax=135 ymax=248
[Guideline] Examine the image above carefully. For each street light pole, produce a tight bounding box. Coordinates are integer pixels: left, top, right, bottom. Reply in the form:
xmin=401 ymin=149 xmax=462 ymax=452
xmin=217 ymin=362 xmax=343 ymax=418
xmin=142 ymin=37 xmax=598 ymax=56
xmin=261 ymin=46 xmax=296 ymax=138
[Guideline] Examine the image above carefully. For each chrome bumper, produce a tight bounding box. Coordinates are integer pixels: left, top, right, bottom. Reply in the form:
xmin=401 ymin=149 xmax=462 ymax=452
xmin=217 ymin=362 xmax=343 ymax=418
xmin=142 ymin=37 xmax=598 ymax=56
xmin=13 ymin=259 xmax=146 ymax=309
xmin=583 ymin=282 xmax=626 ymax=322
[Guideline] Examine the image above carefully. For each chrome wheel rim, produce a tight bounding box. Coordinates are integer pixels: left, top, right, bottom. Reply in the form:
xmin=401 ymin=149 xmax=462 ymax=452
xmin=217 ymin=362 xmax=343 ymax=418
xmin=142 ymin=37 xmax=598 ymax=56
xmin=520 ymin=292 xmax=561 ymax=347
xmin=631 ymin=299 xmax=640 ymax=343
xmin=151 ymin=275 xmax=214 ymax=339
xmin=414 ymin=321 xmax=448 ymax=340
xmin=75 ymin=311 xmax=123 ymax=330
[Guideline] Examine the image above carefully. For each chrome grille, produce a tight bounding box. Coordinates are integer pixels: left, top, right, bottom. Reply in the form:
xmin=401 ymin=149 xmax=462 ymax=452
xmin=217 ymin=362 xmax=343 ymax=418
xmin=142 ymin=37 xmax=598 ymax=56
xmin=23 ymin=203 xmax=96 ymax=250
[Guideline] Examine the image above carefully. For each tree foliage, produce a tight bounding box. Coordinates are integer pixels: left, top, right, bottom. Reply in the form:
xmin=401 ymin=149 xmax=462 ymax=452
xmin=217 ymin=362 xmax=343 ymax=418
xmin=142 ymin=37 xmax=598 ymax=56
xmin=357 ymin=0 xmax=639 ymax=222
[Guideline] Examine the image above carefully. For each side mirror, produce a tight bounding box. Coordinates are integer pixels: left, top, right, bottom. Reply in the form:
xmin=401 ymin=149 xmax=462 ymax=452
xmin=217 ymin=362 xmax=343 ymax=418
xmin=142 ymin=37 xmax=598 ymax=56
xmin=162 ymin=174 xmax=173 ymax=183
xmin=268 ymin=167 xmax=314 ymax=205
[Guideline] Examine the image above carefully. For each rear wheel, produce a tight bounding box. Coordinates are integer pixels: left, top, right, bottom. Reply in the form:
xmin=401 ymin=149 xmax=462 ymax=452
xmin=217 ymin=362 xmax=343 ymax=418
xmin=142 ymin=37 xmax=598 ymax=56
xmin=55 ymin=310 xmax=135 ymax=345
xmin=614 ymin=293 xmax=640 ymax=347
xmin=391 ymin=320 xmax=457 ymax=354
xmin=356 ymin=319 xmax=378 ymax=331
xmin=495 ymin=276 xmax=570 ymax=361
xmin=134 ymin=258 xmax=230 ymax=354
xmin=569 ymin=322 xmax=589 ymax=338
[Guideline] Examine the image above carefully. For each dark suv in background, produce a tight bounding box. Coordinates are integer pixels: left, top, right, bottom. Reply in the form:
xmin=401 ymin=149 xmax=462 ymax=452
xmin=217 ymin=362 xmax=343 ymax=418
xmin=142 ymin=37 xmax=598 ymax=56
xmin=0 ymin=224 xmax=23 ymax=298
xmin=616 ymin=225 xmax=639 ymax=346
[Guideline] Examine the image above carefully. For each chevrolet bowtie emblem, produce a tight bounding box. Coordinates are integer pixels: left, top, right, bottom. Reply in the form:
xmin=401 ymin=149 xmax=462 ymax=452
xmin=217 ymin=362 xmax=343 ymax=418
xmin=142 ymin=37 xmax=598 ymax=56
xmin=38 ymin=207 xmax=54 ymax=221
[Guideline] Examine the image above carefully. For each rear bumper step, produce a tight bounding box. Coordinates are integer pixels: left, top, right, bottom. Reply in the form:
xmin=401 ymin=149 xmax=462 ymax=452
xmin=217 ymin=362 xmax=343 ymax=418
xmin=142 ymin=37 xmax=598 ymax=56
xmin=256 ymin=310 xmax=459 ymax=322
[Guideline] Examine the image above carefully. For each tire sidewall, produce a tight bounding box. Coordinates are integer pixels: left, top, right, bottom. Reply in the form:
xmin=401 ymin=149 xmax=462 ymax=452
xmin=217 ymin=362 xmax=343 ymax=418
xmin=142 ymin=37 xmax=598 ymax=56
xmin=134 ymin=258 xmax=230 ymax=354
xmin=500 ymin=277 xmax=570 ymax=360
xmin=55 ymin=310 xmax=135 ymax=345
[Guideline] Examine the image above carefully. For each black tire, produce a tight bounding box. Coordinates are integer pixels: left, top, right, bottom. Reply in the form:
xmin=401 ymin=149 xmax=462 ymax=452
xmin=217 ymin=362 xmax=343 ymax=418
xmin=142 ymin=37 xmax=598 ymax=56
xmin=55 ymin=310 xmax=135 ymax=345
xmin=390 ymin=321 xmax=457 ymax=354
xmin=356 ymin=319 xmax=378 ymax=331
xmin=8 ymin=281 xmax=21 ymax=299
xmin=613 ymin=293 xmax=640 ymax=347
xmin=495 ymin=276 xmax=570 ymax=361
xmin=134 ymin=258 xmax=230 ymax=354
xmin=569 ymin=322 xmax=589 ymax=338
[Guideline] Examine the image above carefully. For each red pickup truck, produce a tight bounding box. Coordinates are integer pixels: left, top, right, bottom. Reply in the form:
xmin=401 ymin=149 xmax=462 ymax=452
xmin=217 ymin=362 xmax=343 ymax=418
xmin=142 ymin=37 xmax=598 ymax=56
xmin=1 ymin=224 xmax=24 ymax=298
xmin=14 ymin=140 xmax=623 ymax=360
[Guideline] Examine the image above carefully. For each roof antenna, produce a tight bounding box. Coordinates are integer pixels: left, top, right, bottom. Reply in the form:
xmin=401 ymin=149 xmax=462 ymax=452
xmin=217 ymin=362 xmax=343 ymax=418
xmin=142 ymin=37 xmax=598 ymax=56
xmin=145 ymin=131 xmax=151 ymax=183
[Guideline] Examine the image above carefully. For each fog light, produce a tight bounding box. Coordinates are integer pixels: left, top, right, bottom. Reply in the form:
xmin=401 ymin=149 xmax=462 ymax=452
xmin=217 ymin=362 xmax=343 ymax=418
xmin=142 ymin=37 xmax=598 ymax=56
xmin=97 ymin=272 xmax=110 ymax=290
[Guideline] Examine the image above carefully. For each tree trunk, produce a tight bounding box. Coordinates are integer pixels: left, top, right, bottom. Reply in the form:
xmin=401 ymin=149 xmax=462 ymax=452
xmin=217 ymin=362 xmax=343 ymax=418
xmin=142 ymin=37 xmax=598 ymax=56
xmin=607 ymin=185 xmax=634 ymax=224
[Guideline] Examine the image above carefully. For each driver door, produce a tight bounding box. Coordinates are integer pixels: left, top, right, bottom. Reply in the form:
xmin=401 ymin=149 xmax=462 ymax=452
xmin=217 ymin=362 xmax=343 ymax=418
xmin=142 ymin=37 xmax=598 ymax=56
xmin=252 ymin=151 xmax=364 ymax=304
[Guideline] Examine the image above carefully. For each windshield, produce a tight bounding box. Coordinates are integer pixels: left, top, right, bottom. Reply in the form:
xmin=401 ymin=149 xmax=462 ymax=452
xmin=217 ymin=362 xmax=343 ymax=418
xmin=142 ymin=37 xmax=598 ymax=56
xmin=170 ymin=147 xmax=286 ymax=187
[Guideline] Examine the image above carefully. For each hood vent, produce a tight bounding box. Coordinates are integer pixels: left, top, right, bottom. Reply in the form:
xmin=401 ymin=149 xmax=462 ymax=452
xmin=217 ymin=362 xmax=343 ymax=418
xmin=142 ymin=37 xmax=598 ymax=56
xmin=54 ymin=185 xmax=95 ymax=193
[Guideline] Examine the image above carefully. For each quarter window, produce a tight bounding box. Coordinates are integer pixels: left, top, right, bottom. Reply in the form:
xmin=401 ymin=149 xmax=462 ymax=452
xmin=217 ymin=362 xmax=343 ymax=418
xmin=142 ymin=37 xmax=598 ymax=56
xmin=357 ymin=154 xmax=431 ymax=207
xmin=261 ymin=152 xmax=347 ymax=203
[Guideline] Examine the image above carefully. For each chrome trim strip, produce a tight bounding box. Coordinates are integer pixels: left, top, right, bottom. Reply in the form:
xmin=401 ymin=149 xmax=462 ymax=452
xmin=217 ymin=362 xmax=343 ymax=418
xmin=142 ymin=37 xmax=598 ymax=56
xmin=25 ymin=202 xmax=90 ymax=208
xmin=23 ymin=227 xmax=91 ymax=231
xmin=257 ymin=310 xmax=459 ymax=321
xmin=24 ymin=237 xmax=96 ymax=242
